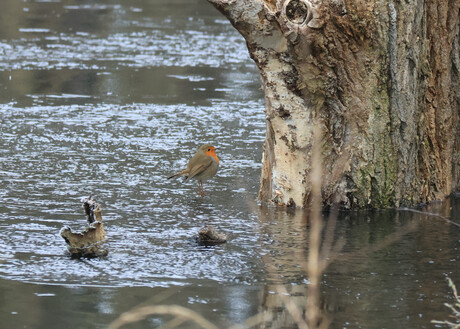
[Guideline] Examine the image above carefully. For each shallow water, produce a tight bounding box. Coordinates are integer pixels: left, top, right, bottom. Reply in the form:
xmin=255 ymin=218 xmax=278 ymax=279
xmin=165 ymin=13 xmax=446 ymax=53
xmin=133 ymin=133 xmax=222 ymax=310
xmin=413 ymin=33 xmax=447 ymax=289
xmin=1 ymin=1 xmax=459 ymax=328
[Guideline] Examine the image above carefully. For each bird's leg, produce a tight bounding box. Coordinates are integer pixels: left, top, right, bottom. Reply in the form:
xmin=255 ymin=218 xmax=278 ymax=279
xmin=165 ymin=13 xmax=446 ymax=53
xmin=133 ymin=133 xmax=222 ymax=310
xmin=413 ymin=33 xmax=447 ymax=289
xmin=198 ymin=180 xmax=205 ymax=197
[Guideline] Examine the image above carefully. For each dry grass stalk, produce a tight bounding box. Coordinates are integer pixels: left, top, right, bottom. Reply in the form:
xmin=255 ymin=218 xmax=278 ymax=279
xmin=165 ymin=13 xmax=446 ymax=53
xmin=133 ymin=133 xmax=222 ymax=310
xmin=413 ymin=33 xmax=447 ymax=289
xmin=158 ymin=316 xmax=187 ymax=329
xmin=108 ymin=304 xmax=273 ymax=329
xmin=107 ymin=305 xmax=219 ymax=329
xmin=431 ymin=277 xmax=460 ymax=328
xmin=305 ymin=125 xmax=325 ymax=328
xmin=270 ymin=281 xmax=309 ymax=329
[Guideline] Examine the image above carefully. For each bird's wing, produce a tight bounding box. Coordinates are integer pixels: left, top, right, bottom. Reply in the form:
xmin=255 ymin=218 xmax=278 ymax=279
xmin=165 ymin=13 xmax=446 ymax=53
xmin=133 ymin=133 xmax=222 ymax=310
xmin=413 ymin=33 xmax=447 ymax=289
xmin=167 ymin=169 xmax=188 ymax=179
xmin=186 ymin=156 xmax=214 ymax=181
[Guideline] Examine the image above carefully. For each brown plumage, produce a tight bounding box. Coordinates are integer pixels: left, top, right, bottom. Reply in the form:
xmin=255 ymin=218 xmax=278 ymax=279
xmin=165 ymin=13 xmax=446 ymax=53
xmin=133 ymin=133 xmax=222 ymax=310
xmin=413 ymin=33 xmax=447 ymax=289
xmin=168 ymin=144 xmax=219 ymax=195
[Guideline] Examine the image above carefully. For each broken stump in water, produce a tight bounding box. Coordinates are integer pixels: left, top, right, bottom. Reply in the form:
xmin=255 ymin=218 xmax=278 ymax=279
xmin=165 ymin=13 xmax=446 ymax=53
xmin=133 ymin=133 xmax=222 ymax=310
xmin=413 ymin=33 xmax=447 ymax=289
xmin=60 ymin=196 xmax=108 ymax=258
xmin=196 ymin=226 xmax=227 ymax=245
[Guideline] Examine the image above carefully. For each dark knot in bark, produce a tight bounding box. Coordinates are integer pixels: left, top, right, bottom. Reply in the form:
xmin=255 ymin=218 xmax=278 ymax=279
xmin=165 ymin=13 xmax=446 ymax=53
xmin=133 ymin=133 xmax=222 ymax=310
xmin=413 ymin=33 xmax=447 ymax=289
xmin=283 ymin=0 xmax=312 ymax=25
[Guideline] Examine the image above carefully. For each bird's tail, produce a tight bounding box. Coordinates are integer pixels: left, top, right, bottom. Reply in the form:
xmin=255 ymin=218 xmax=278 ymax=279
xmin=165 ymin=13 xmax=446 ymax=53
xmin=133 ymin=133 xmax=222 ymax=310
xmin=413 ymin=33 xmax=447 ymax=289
xmin=167 ymin=170 xmax=187 ymax=179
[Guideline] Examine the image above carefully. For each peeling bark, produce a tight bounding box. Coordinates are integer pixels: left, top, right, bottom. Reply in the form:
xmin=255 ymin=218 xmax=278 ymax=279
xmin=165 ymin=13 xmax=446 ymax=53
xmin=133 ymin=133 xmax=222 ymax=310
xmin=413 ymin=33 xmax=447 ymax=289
xmin=208 ymin=0 xmax=460 ymax=208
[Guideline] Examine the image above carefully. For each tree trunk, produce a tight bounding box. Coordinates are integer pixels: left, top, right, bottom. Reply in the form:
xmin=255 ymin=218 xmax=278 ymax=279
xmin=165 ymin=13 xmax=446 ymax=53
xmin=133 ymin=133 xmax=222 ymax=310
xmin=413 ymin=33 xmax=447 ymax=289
xmin=208 ymin=0 xmax=460 ymax=208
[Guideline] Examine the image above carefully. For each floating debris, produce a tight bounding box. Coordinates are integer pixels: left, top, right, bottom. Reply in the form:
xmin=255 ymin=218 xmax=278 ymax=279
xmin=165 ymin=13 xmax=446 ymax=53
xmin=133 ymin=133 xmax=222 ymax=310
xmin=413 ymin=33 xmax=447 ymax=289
xmin=196 ymin=226 xmax=227 ymax=245
xmin=60 ymin=196 xmax=108 ymax=258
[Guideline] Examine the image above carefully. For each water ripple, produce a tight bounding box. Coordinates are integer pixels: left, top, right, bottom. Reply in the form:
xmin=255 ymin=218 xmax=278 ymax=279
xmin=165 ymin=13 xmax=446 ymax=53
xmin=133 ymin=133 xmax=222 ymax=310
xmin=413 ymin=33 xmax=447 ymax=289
xmin=0 ymin=100 xmax=267 ymax=287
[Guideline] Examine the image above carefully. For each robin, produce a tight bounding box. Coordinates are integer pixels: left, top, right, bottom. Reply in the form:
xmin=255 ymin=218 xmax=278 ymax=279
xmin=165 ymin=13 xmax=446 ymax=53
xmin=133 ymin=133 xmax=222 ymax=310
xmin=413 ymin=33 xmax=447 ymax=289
xmin=168 ymin=144 xmax=219 ymax=196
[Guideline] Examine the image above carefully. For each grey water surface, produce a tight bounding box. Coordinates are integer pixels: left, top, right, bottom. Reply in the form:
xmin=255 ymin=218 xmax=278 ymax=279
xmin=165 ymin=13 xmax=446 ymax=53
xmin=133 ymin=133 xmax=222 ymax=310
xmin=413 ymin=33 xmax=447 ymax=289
xmin=0 ymin=1 xmax=459 ymax=328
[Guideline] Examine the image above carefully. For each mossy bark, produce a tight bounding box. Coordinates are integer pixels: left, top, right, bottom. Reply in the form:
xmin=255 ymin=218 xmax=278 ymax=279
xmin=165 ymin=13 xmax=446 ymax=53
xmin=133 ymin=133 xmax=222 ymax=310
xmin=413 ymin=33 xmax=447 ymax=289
xmin=208 ymin=0 xmax=460 ymax=208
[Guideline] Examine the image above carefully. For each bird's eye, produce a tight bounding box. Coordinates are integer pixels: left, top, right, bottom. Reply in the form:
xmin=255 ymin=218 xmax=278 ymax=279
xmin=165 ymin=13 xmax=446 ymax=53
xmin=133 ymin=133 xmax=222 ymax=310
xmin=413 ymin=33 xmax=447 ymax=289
xmin=208 ymin=148 xmax=211 ymax=151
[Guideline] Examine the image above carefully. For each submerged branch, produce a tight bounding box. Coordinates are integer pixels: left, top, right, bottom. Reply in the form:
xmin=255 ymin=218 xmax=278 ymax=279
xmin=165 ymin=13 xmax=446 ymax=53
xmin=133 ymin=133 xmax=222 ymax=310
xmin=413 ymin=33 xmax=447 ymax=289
xmin=399 ymin=208 xmax=460 ymax=228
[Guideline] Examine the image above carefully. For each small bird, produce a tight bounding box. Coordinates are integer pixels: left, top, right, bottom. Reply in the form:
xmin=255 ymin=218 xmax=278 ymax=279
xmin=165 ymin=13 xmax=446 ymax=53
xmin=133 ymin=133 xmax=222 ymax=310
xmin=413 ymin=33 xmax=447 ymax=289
xmin=168 ymin=144 xmax=219 ymax=196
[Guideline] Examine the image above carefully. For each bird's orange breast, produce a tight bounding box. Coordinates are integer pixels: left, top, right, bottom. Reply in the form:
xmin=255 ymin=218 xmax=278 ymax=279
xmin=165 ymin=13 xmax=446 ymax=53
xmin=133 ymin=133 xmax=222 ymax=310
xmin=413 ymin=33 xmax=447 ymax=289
xmin=206 ymin=148 xmax=219 ymax=165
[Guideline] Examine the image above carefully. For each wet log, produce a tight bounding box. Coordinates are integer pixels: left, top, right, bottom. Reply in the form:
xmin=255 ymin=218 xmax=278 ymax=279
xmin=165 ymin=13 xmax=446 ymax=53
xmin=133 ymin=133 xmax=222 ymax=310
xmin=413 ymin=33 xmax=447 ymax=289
xmin=197 ymin=226 xmax=227 ymax=245
xmin=60 ymin=197 xmax=108 ymax=258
